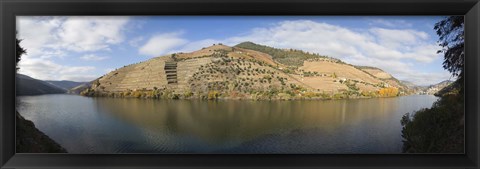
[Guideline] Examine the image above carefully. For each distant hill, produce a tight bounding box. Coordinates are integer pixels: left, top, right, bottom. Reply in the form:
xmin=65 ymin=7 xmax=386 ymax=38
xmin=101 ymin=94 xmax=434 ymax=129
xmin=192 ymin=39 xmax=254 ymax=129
xmin=68 ymin=82 xmax=92 ymax=94
xmin=45 ymin=80 xmax=87 ymax=91
xmin=403 ymin=80 xmax=454 ymax=95
xmin=79 ymin=42 xmax=410 ymax=100
xmin=400 ymin=80 xmax=417 ymax=89
xmin=16 ymin=74 xmax=66 ymax=96
xmin=434 ymin=80 xmax=460 ymax=97
xmin=425 ymin=80 xmax=454 ymax=95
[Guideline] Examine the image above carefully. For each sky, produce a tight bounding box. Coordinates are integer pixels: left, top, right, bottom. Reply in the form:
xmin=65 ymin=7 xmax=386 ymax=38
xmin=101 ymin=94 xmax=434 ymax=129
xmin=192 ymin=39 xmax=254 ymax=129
xmin=16 ymin=16 xmax=455 ymax=86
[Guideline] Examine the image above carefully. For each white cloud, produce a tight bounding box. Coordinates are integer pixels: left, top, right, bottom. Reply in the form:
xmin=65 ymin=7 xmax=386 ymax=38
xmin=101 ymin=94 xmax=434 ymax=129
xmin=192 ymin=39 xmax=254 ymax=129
xmin=17 ymin=17 xmax=446 ymax=85
xmin=368 ymin=19 xmax=413 ymax=28
xmin=129 ymin=36 xmax=144 ymax=47
xmin=17 ymin=17 xmax=64 ymax=59
xmin=369 ymin=28 xmax=429 ymax=49
xmin=18 ymin=58 xmax=96 ymax=82
xmin=139 ymin=32 xmax=188 ymax=56
xmin=17 ymin=16 xmax=130 ymax=81
xmin=17 ymin=16 xmax=130 ymax=56
xmin=80 ymin=54 xmax=109 ymax=61
xmin=58 ymin=16 xmax=130 ymax=52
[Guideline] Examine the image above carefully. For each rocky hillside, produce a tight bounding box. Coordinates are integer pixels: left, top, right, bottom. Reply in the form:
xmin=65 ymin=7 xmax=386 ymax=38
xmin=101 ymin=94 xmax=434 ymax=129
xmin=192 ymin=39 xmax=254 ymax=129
xmin=81 ymin=42 xmax=408 ymax=100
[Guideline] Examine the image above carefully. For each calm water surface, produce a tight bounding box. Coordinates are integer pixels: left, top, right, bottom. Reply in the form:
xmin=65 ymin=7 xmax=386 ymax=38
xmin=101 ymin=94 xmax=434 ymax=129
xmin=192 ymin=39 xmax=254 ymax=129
xmin=17 ymin=94 xmax=438 ymax=153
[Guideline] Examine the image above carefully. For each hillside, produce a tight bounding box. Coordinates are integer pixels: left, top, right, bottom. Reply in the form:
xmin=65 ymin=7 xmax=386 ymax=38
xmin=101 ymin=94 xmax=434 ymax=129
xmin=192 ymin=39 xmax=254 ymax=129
xmin=424 ymin=80 xmax=454 ymax=95
xmin=399 ymin=80 xmax=454 ymax=95
xmin=68 ymin=83 xmax=92 ymax=94
xmin=16 ymin=74 xmax=66 ymax=96
xmin=80 ymin=42 xmax=408 ymax=100
xmin=45 ymin=80 xmax=87 ymax=91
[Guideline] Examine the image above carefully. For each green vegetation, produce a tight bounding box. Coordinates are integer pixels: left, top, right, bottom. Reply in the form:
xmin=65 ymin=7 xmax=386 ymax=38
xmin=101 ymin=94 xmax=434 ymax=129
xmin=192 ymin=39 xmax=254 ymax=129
xmin=434 ymin=16 xmax=464 ymax=80
xmin=16 ymin=36 xmax=26 ymax=71
xmin=401 ymin=16 xmax=464 ymax=153
xmin=235 ymin=41 xmax=331 ymax=67
xmin=301 ymin=70 xmax=320 ymax=77
xmin=401 ymin=90 xmax=463 ymax=153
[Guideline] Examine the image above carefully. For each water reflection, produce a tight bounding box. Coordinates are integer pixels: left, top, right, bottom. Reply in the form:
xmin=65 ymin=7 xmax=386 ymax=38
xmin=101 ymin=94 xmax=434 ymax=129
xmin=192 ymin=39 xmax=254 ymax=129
xmin=17 ymin=94 xmax=437 ymax=153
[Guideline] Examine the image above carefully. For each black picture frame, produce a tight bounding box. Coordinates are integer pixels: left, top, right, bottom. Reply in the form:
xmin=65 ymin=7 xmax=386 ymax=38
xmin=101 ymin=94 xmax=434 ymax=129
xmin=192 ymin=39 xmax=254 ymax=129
xmin=1 ymin=0 xmax=479 ymax=168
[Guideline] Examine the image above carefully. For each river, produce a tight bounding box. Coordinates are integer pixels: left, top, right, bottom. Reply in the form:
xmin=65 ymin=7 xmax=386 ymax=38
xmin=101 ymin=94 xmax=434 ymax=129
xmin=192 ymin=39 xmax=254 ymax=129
xmin=16 ymin=94 xmax=438 ymax=154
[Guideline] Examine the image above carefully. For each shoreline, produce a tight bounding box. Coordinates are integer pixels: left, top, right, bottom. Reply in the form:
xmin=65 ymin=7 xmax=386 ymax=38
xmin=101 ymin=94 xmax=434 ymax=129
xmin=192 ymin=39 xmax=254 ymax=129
xmin=16 ymin=111 xmax=67 ymax=153
xmin=79 ymin=90 xmax=412 ymax=101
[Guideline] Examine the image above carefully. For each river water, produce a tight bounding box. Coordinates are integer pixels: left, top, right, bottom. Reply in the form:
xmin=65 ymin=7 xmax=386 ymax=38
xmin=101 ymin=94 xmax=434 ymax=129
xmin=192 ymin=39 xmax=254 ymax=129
xmin=16 ymin=94 xmax=438 ymax=154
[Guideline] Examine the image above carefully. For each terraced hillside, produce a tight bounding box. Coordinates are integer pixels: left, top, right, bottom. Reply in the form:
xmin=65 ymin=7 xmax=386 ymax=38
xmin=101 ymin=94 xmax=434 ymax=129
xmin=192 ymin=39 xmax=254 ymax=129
xmin=81 ymin=42 xmax=408 ymax=100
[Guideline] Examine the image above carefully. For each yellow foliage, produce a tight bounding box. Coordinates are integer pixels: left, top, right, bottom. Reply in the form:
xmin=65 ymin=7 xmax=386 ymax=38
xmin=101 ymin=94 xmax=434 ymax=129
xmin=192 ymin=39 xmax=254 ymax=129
xmin=207 ymin=91 xmax=220 ymax=100
xmin=378 ymin=87 xmax=399 ymax=97
xmin=132 ymin=91 xmax=142 ymax=98
xmin=184 ymin=91 xmax=194 ymax=98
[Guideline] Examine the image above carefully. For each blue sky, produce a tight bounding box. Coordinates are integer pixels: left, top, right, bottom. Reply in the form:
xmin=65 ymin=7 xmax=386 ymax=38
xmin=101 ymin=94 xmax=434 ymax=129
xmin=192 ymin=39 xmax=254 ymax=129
xmin=17 ymin=16 xmax=453 ymax=86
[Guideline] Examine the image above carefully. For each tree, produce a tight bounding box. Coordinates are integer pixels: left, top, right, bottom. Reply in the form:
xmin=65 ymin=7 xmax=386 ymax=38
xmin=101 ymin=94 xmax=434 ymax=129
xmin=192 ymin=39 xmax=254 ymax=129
xmin=400 ymin=17 xmax=465 ymax=153
xmin=16 ymin=37 xmax=27 ymax=71
xmin=434 ymin=16 xmax=464 ymax=81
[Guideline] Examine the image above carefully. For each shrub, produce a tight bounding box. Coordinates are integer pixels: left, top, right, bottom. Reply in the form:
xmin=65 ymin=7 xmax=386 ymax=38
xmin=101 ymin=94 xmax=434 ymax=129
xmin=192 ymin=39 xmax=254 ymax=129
xmin=132 ymin=91 xmax=142 ymax=98
xmin=378 ymin=87 xmax=399 ymax=97
xmin=207 ymin=91 xmax=221 ymax=100
xmin=170 ymin=94 xmax=180 ymax=99
xmin=184 ymin=91 xmax=194 ymax=98
xmin=303 ymin=91 xmax=317 ymax=98
xmin=401 ymin=93 xmax=464 ymax=153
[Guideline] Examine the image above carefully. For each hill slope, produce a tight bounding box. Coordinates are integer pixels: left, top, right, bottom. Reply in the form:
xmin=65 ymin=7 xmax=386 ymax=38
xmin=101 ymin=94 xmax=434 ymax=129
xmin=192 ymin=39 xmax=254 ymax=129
xmin=16 ymin=74 xmax=66 ymax=96
xmin=68 ymin=83 xmax=92 ymax=94
xmin=81 ymin=42 xmax=408 ymax=100
xmin=45 ymin=80 xmax=87 ymax=91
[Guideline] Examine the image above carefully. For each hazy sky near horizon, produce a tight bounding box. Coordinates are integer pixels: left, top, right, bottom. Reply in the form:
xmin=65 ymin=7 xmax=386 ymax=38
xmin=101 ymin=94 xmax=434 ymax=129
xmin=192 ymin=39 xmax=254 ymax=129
xmin=17 ymin=16 xmax=454 ymax=86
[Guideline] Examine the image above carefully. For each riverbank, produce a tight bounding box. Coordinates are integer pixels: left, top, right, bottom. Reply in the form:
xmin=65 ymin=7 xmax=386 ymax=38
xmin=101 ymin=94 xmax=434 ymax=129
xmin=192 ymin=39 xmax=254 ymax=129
xmin=80 ymin=87 xmax=404 ymax=101
xmin=16 ymin=111 xmax=67 ymax=153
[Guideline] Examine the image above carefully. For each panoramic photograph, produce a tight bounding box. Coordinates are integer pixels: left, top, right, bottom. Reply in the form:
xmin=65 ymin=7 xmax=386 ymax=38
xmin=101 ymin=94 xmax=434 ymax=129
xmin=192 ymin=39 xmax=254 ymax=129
xmin=15 ymin=16 xmax=464 ymax=154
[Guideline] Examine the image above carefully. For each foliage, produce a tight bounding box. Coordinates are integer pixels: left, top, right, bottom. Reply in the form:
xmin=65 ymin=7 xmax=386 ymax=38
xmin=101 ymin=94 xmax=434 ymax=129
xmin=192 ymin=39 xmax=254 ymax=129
xmin=16 ymin=36 xmax=27 ymax=71
xmin=303 ymin=71 xmax=320 ymax=77
xmin=183 ymin=91 xmax=194 ymax=98
xmin=207 ymin=90 xmax=220 ymax=100
xmin=235 ymin=41 xmax=328 ymax=67
xmin=303 ymin=91 xmax=317 ymax=98
xmin=132 ymin=91 xmax=142 ymax=98
xmin=377 ymin=87 xmax=399 ymax=97
xmin=401 ymin=93 xmax=464 ymax=153
xmin=434 ymin=16 xmax=464 ymax=81
xmin=401 ymin=17 xmax=465 ymax=153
